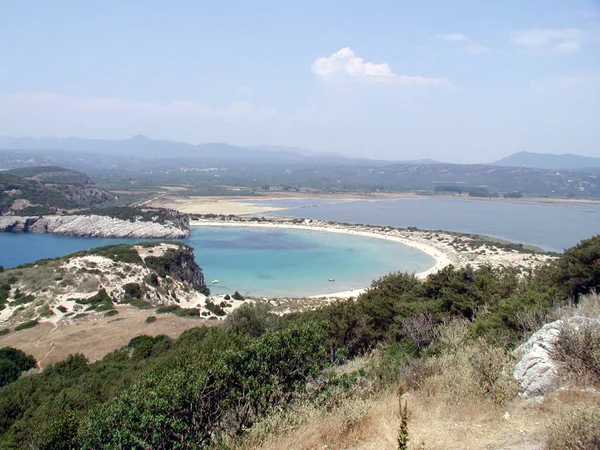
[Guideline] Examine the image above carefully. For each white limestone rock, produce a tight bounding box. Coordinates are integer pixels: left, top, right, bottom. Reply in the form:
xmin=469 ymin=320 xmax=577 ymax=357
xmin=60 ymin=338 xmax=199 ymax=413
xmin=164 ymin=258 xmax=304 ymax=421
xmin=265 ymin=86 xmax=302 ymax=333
xmin=514 ymin=316 xmax=600 ymax=397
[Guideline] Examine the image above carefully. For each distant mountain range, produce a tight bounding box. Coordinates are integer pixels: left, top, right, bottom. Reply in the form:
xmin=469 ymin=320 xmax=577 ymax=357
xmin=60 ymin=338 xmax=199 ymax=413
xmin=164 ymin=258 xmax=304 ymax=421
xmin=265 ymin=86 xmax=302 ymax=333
xmin=0 ymin=135 xmax=597 ymax=172
xmin=492 ymin=152 xmax=600 ymax=171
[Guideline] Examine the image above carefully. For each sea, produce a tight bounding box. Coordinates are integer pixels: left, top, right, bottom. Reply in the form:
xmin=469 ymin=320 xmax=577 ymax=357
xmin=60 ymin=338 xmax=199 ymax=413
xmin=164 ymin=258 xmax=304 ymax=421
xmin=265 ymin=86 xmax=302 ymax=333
xmin=1 ymin=197 xmax=598 ymax=296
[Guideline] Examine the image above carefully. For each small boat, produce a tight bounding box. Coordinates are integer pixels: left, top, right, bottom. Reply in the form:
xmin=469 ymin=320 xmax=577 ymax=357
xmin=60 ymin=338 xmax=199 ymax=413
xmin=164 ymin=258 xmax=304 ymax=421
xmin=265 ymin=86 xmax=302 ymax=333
xmin=328 ymin=278 xmax=335 ymax=282
xmin=211 ymin=280 xmax=220 ymax=284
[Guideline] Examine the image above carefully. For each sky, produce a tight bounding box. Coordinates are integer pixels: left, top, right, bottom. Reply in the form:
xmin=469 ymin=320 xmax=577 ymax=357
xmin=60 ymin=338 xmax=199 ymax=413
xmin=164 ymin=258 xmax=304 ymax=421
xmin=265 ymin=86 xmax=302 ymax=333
xmin=1 ymin=0 xmax=599 ymax=163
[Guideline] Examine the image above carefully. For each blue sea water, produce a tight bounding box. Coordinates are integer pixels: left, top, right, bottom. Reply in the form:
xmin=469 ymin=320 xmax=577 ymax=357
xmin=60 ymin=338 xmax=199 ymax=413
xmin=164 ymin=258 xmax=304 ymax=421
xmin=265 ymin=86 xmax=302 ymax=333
xmin=2 ymin=198 xmax=598 ymax=296
xmin=263 ymin=198 xmax=600 ymax=252
xmin=0 ymin=227 xmax=434 ymax=297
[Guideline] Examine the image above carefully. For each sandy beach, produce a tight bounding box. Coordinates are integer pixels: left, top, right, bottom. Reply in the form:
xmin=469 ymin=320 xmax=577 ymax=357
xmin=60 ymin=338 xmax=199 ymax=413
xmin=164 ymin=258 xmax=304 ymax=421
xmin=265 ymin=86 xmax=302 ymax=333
xmin=191 ymin=218 xmax=556 ymax=299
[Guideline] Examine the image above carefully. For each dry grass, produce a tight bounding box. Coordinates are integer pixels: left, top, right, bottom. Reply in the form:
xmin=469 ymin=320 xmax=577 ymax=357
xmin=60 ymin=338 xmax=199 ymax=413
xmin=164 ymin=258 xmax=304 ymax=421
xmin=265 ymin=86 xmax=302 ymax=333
xmin=0 ymin=306 xmax=214 ymax=368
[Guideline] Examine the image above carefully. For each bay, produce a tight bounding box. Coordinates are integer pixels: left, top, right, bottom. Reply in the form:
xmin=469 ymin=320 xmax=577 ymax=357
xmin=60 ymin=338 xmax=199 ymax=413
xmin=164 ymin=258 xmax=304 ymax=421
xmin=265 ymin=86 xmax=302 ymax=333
xmin=0 ymin=227 xmax=434 ymax=297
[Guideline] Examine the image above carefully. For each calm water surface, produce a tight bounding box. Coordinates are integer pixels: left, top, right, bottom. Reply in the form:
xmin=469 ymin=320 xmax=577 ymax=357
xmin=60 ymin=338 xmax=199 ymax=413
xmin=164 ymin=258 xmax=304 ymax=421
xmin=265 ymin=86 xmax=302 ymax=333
xmin=263 ymin=198 xmax=600 ymax=252
xmin=0 ymin=227 xmax=433 ymax=297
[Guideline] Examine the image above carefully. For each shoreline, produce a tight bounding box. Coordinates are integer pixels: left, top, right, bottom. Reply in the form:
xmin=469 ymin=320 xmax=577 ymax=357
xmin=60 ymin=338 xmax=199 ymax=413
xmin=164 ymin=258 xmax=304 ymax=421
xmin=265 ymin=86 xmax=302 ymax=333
xmin=190 ymin=218 xmax=556 ymax=299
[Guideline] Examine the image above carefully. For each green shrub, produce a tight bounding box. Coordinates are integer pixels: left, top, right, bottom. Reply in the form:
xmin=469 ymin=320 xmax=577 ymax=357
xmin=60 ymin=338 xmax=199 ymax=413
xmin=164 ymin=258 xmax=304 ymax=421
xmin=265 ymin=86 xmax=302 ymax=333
xmin=145 ymin=316 xmax=157 ymax=324
xmin=127 ymin=299 xmax=152 ymax=310
xmin=156 ymin=305 xmax=181 ymax=314
xmin=11 ymin=288 xmax=35 ymax=307
xmin=0 ymin=328 xmax=9 ymax=336
xmin=56 ymin=305 xmax=68 ymax=313
xmin=14 ymin=320 xmax=39 ymax=331
xmin=0 ymin=283 xmax=10 ymax=311
xmin=0 ymin=347 xmax=36 ymax=388
xmin=175 ymin=308 xmax=200 ymax=318
xmin=205 ymin=300 xmax=226 ymax=316
xmin=104 ymin=310 xmax=119 ymax=317
xmin=122 ymin=283 xmax=143 ymax=300
xmin=223 ymin=303 xmax=280 ymax=337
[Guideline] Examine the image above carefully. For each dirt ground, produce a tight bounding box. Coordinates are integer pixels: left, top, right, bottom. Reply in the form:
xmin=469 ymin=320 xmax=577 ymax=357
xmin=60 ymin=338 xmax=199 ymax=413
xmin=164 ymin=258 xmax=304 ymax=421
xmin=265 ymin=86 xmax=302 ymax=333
xmin=0 ymin=306 xmax=213 ymax=369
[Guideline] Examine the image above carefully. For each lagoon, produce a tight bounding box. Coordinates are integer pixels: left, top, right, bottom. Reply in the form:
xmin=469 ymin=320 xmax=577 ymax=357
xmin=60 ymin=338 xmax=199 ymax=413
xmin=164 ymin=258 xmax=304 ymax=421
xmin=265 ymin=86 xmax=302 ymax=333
xmin=0 ymin=226 xmax=434 ymax=297
xmin=262 ymin=198 xmax=600 ymax=252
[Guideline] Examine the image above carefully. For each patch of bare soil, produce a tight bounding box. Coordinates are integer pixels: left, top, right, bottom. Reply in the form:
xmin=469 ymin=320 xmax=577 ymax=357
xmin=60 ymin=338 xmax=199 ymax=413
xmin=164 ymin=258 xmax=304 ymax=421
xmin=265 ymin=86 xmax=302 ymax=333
xmin=0 ymin=306 xmax=213 ymax=369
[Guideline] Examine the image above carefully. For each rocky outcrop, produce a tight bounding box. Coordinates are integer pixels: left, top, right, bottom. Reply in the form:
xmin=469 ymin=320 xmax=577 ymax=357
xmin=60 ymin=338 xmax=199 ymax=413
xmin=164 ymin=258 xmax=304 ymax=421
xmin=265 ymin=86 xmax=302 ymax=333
xmin=0 ymin=214 xmax=189 ymax=239
xmin=513 ymin=316 xmax=600 ymax=396
xmin=144 ymin=244 xmax=206 ymax=290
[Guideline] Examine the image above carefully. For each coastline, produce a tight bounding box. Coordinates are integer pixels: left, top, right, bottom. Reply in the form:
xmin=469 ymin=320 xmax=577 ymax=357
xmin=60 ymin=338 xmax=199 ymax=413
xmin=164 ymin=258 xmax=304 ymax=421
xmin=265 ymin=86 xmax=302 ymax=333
xmin=190 ymin=218 xmax=555 ymax=299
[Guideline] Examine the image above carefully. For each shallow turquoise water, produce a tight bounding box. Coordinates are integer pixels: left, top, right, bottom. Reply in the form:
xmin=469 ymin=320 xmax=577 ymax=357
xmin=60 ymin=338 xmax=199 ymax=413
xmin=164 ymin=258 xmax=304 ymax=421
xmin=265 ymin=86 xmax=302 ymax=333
xmin=189 ymin=226 xmax=434 ymax=297
xmin=0 ymin=227 xmax=434 ymax=297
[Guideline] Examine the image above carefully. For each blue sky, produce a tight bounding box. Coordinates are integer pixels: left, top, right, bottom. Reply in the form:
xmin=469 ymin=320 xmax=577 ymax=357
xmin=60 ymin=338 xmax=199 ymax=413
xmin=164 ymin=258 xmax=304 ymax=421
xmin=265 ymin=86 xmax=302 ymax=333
xmin=1 ymin=0 xmax=599 ymax=162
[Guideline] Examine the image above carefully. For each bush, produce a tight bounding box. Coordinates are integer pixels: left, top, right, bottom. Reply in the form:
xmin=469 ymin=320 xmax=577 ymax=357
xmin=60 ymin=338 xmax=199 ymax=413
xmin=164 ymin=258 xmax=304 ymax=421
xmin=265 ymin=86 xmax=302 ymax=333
xmin=551 ymin=321 xmax=600 ymax=385
xmin=232 ymin=291 xmax=244 ymax=301
xmin=127 ymin=299 xmax=152 ymax=310
xmin=0 ymin=328 xmax=9 ymax=336
xmin=104 ymin=310 xmax=119 ymax=317
xmin=223 ymin=303 xmax=280 ymax=337
xmin=0 ymin=346 xmax=36 ymax=387
xmin=547 ymin=406 xmax=600 ymax=450
xmin=205 ymin=300 xmax=226 ymax=316
xmin=15 ymin=320 xmax=39 ymax=331
xmin=156 ymin=305 xmax=181 ymax=314
xmin=175 ymin=308 xmax=200 ymax=318
xmin=145 ymin=316 xmax=157 ymax=324
xmin=122 ymin=283 xmax=143 ymax=300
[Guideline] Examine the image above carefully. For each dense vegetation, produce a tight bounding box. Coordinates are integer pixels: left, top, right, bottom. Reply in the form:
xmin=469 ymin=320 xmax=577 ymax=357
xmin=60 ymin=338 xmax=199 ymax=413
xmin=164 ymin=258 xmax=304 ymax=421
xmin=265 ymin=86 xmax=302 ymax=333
xmin=0 ymin=235 xmax=598 ymax=448
xmin=4 ymin=166 xmax=92 ymax=185
xmin=0 ymin=347 xmax=36 ymax=387
xmin=0 ymin=173 xmax=114 ymax=215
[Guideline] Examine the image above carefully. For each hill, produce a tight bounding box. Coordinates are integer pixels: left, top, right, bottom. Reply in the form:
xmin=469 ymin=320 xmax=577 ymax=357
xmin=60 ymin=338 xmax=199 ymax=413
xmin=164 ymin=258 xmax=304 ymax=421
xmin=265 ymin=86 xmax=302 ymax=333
xmin=0 ymin=242 xmax=211 ymax=328
xmin=0 ymin=173 xmax=115 ymax=215
xmin=0 ymin=235 xmax=598 ymax=448
xmin=4 ymin=166 xmax=92 ymax=184
xmin=493 ymin=151 xmax=600 ymax=170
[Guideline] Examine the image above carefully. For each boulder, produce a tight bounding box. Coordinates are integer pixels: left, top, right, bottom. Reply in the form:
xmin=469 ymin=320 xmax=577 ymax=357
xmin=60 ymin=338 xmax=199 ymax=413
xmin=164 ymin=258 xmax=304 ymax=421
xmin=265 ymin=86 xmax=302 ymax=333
xmin=514 ymin=316 xmax=600 ymax=396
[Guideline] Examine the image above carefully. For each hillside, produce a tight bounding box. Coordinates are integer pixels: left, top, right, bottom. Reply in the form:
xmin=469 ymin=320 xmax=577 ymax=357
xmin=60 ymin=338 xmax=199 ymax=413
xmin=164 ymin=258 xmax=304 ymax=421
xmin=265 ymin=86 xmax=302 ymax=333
xmin=0 ymin=242 xmax=214 ymax=329
xmin=3 ymin=166 xmax=92 ymax=184
xmin=493 ymin=151 xmax=600 ymax=170
xmin=0 ymin=234 xmax=598 ymax=448
xmin=0 ymin=173 xmax=115 ymax=215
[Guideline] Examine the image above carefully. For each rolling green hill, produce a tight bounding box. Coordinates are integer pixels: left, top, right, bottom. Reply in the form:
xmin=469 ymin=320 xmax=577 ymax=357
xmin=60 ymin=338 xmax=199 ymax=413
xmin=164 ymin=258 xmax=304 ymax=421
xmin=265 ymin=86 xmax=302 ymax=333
xmin=4 ymin=166 xmax=93 ymax=185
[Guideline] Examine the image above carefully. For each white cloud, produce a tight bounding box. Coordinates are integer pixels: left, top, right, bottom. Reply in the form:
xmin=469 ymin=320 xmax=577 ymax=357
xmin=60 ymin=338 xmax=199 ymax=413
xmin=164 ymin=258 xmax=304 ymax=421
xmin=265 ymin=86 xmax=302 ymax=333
xmin=510 ymin=28 xmax=582 ymax=53
xmin=432 ymin=33 xmax=468 ymax=41
xmin=2 ymin=93 xmax=276 ymax=118
xmin=460 ymin=43 xmax=490 ymax=54
xmin=311 ymin=47 xmax=449 ymax=86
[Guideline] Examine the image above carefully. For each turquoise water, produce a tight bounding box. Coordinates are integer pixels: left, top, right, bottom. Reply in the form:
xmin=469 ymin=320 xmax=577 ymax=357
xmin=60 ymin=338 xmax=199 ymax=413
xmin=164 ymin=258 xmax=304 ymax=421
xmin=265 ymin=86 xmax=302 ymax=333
xmin=0 ymin=227 xmax=434 ymax=297
xmin=190 ymin=227 xmax=433 ymax=297
xmin=262 ymin=198 xmax=600 ymax=252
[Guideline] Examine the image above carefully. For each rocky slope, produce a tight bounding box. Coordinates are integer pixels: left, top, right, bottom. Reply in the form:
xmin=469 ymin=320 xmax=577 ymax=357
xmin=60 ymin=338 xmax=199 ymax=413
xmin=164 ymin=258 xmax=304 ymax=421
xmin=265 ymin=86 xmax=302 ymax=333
xmin=0 ymin=210 xmax=190 ymax=238
xmin=0 ymin=242 xmax=233 ymax=326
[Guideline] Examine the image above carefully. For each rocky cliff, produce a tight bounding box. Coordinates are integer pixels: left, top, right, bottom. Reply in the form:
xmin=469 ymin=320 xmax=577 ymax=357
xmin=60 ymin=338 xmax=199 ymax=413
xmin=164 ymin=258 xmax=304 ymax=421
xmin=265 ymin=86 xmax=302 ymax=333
xmin=0 ymin=213 xmax=189 ymax=238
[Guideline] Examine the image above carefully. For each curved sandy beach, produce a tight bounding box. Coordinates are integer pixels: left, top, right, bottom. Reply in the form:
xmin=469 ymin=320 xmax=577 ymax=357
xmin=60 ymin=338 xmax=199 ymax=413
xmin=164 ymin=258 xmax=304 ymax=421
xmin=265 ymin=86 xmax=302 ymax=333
xmin=190 ymin=218 xmax=555 ymax=299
